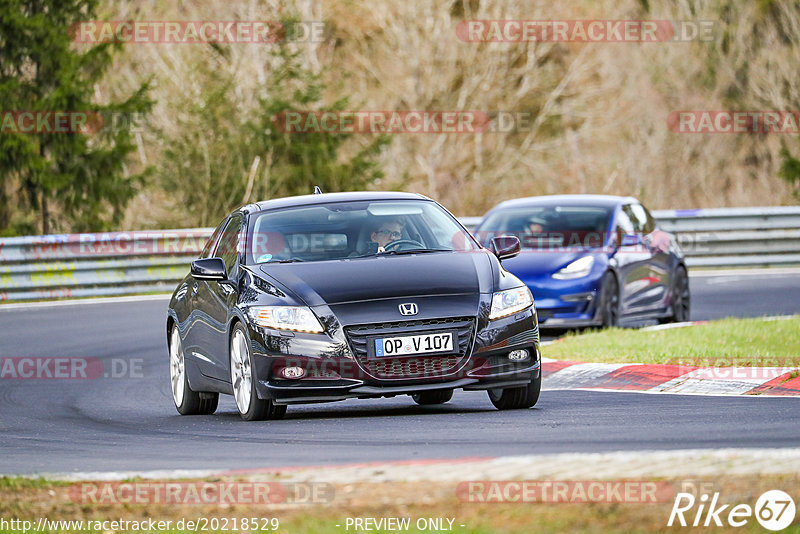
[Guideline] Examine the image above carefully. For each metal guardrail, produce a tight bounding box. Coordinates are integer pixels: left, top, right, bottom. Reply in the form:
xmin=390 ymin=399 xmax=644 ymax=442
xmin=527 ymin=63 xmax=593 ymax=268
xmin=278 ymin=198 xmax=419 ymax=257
xmin=652 ymin=207 xmax=800 ymax=268
xmin=463 ymin=208 xmax=800 ymax=268
xmin=0 ymin=207 xmax=798 ymax=302
xmin=0 ymin=230 xmax=210 ymax=302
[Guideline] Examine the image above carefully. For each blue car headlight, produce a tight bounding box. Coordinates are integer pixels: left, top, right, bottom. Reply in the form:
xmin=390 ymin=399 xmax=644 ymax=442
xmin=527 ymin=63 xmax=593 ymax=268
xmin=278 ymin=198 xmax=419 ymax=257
xmin=552 ymin=256 xmax=595 ymax=280
xmin=489 ymin=287 xmax=535 ymax=320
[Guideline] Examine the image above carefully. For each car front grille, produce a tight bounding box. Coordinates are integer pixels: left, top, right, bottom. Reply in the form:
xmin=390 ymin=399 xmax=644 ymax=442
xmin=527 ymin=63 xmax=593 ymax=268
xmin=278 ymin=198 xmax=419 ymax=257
xmin=344 ymin=317 xmax=476 ymax=379
xmin=366 ymin=356 xmax=462 ymax=379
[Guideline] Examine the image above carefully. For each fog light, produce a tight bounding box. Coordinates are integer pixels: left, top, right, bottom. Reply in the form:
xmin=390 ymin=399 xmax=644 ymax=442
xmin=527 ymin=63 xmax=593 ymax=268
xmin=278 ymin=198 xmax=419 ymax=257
xmin=280 ymin=366 xmax=306 ymax=379
xmin=508 ymin=349 xmax=529 ymax=361
xmin=562 ymin=292 xmax=594 ymax=302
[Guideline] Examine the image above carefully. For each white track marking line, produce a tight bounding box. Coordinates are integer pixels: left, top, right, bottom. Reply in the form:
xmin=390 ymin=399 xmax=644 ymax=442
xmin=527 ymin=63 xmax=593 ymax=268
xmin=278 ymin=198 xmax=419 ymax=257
xmin=0 ymin=294 xmax=171 ymax=310
xmin=653 ymin=376 xmax=767 ymax=395
xmin=542 ymin=362 xmax=632 ymax=389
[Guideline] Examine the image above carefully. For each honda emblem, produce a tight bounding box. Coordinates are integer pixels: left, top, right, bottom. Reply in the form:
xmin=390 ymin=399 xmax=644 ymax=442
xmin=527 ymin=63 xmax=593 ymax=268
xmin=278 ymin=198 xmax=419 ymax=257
xmin=398 ymin=303 xmax=419 ymax=316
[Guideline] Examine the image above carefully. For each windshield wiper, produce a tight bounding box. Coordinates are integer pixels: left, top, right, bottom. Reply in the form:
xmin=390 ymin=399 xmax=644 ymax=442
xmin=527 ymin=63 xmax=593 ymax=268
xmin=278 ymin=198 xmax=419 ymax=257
xmin=346 ymin=248 xmax=450 ymax=259
xmin=379 ymin=248 xmax=451 ymax=255
xmin=270 ymin=258 xmax=305 ymax=263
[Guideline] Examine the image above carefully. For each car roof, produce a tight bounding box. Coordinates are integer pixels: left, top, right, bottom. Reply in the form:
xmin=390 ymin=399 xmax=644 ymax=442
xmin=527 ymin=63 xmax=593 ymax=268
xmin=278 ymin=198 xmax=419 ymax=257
xmin=240 ymin=191 xmax=432 ymax=215
xmin=488 ymin=194 xmax=638 ymax=212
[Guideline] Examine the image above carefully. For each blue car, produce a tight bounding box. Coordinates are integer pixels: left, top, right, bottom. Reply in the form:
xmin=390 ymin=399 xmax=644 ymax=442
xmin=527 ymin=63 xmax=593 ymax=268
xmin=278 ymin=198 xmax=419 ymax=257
xmin=473 ymin=195 xmax=689 ymax=328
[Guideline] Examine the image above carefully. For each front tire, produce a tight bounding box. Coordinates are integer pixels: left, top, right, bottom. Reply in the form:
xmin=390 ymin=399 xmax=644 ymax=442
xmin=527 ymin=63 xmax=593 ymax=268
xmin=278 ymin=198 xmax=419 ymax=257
xmin=488 ymin=375 xmax=541 ymax=410
xmin=230 ymin=323 xmax=286 ymax=421
xmin=598 ymin=271 xmax=620 ymax=328
xmin=412 ymin=390 xmax=454 ymax=405
xmin=659 ymin=265 xmax=690 ymax=324
xmin=169 ymin=325 xmax=218 ymax=415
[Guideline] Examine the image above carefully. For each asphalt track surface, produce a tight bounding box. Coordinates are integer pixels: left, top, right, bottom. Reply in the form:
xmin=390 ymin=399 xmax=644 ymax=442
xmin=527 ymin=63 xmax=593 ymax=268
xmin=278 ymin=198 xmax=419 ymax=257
xmin=1 ymin=269 xmax=799 ymax=475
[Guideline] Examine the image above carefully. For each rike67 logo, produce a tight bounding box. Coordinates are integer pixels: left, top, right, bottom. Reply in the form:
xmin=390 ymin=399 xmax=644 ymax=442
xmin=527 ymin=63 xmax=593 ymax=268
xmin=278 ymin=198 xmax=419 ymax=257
xmin=668 ymin=489 xmax=796 ymax=530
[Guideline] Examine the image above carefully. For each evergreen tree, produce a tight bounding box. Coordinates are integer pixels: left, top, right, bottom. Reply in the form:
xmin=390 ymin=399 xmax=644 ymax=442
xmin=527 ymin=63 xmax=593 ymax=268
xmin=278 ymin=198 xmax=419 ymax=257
xmin=0 ymin=0 xmax=152 ymax=235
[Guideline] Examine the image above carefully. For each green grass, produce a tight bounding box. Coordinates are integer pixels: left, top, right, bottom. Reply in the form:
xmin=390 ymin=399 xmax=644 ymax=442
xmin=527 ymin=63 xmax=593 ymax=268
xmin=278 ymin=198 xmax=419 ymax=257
xmin=0 ymin=476 xmax=68 ymax=490
xmin=543 ymin=316 xmax=800 ymax=366
xmin=0 ymin=476 xmax=798 ymax=534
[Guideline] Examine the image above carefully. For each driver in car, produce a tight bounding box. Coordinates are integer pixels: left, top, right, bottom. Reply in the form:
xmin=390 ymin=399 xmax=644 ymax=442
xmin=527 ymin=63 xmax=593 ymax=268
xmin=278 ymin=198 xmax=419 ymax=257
xmin=524 ymin=216 xmax=547 ymax=235
xmin=370 ymin=218 xmax=404 ymax=253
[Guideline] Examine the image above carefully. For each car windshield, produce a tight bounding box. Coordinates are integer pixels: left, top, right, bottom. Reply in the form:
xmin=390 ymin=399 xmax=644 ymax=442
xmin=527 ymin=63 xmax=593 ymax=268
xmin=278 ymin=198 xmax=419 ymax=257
xmin=245 ymin=199 xmax=479 ymax=264
xmin=476 ymin=205 xmax=613 ymax=250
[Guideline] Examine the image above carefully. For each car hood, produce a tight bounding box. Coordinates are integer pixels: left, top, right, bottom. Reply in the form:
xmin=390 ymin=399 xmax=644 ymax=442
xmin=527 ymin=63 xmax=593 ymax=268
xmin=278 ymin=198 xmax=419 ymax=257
xmin=501 ymin=250 xmax=603 ymax=279
xmin=259 ymin=252 xmax=493 ymax=307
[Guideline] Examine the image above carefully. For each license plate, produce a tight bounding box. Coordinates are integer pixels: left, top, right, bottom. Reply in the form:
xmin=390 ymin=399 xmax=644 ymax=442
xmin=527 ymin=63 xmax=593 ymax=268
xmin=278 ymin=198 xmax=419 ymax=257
xmin=373 ymin=332 xmax=454 ymax=357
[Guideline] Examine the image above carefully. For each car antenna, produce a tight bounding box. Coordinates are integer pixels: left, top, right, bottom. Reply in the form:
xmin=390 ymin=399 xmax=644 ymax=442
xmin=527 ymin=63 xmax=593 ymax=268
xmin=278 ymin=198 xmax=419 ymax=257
xmin=313 ymin=186 xmax=323 ymax=194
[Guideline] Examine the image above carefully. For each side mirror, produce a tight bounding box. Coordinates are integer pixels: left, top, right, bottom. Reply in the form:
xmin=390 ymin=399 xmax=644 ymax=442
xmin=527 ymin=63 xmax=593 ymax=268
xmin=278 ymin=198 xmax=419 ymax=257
xmin=621 ymin=234 xmax=643 ymax=247
xmin=491 ymin=236 xmax=521 ymax=260
xmin=191 ymin=258 xmax=227 ymax=281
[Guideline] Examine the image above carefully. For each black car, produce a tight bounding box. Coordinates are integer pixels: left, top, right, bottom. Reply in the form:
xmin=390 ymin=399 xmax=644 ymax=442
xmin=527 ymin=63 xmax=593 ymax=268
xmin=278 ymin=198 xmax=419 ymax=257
xmin=167 ymin=192 xmax=541 ymax=420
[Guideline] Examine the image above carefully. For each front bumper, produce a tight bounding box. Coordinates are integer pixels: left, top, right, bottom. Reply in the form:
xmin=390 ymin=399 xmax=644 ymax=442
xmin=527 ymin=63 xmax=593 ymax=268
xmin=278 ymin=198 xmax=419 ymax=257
xmin=248 ymin=308 xmax=540 ymax=404
xmin=525 ymin=276 xmax=604 ymax=328
xmin=257 ymin=351 xmax=540 ymax=404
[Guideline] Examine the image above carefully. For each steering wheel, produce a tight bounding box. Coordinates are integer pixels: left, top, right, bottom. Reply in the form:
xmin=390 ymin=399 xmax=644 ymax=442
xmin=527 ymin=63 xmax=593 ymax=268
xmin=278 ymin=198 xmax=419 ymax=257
xmin=383 ymin=239 xmax=424 ymax=252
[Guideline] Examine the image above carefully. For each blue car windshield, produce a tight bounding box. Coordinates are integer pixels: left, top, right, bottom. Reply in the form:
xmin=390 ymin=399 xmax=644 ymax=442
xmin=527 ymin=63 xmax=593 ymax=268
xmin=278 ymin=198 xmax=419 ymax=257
xmin=245 ymin=200 xmax=479 ymax=264
xmin=476 ymin=206 xmax=613 ymax=250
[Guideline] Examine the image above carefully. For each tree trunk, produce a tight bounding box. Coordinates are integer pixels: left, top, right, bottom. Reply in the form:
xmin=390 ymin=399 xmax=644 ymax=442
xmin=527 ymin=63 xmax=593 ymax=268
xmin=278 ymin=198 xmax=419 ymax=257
xmin=42 ymin=191 xmax=49 ymax=235
xmin=39 ymin=139 xmax=48 ymax=235
xmin=0 ymin=183 xmax=8 ymax=232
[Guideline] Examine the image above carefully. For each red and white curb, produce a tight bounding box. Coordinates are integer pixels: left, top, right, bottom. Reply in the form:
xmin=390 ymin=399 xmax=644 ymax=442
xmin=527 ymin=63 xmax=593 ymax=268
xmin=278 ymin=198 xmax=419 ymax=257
xmin=541 ymin=358 xmax=800 ymax=396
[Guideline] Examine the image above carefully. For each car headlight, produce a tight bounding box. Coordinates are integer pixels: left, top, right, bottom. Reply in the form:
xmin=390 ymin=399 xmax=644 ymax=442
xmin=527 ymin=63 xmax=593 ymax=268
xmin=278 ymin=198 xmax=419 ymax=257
xmin=489 ymin=286 xmax=534 ymax=320
xmin=249 ymin=306 xmax=324 ymax=333
xmin=552 ymin=256 xmax=595 ymax=280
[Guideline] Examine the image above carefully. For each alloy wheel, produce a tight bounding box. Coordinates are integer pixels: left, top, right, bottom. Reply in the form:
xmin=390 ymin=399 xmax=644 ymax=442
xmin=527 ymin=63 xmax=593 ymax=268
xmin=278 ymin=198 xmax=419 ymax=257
xmin=169 ymin=327 xmax=185 ymax=406
xmin=231 ymin=329 xmax=252 ymax=414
